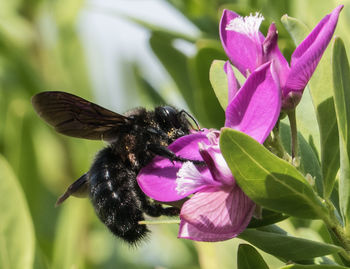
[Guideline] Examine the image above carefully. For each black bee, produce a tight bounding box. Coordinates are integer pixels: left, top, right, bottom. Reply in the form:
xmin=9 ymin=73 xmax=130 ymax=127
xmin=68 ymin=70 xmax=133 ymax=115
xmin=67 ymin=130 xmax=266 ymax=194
xmin=32 ymin=91 xmax=201 ymax=245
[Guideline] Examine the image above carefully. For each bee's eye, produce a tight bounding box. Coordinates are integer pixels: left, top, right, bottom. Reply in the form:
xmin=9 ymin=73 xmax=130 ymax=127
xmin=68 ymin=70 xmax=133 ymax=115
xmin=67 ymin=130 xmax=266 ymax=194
xmin=156 ymin=106 xmax=181 ymax=128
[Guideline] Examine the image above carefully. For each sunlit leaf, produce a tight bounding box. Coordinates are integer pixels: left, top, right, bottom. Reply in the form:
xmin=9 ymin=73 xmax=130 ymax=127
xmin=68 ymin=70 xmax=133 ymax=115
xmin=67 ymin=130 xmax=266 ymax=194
xmin=0 ymin=16 xmax=34 ymax=48
xmin=209 ymin=60 xmax=245 ymax=110
xmin=332 ymin=37 xmax=350 ymax=225
xmin=52 ymin=199 xmax=87 ymax=269
xmin=288 ymin=0 xmax=335 ymax=29
xmin=0 ymin=155 xmax=35 ymax=269
xmin=281 ymin=15 xmax=309 ymax=45
xmin=52 ymin=0 xmax=83 ymax=26
xmin=209 ymin=60 xmax=228 ymax=110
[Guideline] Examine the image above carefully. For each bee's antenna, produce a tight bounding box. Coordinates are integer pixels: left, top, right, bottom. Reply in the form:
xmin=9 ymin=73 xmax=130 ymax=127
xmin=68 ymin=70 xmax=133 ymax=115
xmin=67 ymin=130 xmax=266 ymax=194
xmin=179 ymin=110 xmax=201 ymax=131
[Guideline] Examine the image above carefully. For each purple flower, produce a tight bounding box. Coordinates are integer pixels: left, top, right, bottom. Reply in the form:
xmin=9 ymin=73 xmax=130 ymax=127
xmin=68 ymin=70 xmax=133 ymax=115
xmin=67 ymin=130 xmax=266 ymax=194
xmin=137 ymin=62 xmax=281 ymax=241
xmin=220 ymin=6 xmax=343 ymax=110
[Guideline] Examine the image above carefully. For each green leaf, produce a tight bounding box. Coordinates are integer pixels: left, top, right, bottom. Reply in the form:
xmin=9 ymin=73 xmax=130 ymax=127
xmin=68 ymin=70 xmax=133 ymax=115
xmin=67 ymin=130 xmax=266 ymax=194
xmin=292 ymin=89 xmax=320 ymax=161
xmin=33 ymin=244 xmax=49 ymax=269
xmin=0 ymin=15 xmax=34 ymax=48
xmin=190 ymin=43 xmax=226 ymax=128
xmin=287 ymin=0 xmax=335 ymax=29
xmin=132 ymin=64 xmax=166 ymax=106
xmin=209 ymin=60 xmax=245 ymax=110
xmin=52 ymin=199 xmax=87 ymax=269
xmin=312 ymin=220 xmax=344 ymax=266
xmin=52 ymin=0 xmax=83 ymax=26
xmin=282 ymin=14 xmax=339 ymax=198
xmin=209 ymin=60 xmax=229 ymax=110
xmin=149 ymin=31 xmax=195 ymax=111
xmin=239 ymin=228 xmax=343 ymax=261
xmin=220 ymin=128 xmax=327 ymax=219
xmin=258 ymin=224 xmax=287 ymax=235
xmin=280 ymin=264 xmax=349 ymax=269
xmin=248 ymin=209 xmax=288 ymax=228
xmin=237 ymin=244 xmax=269 ymax=269
xmin=281 ymin=15 xmax=309 ymax=46
xmin=280 ymin=122 xmax=323 ymax=195
xmin=332 ymin=37 xmax=350 ymax=226
xmin=0 ymin=155 xmax=35 ymax=269
xmin=165 ymin=0 xmax=218 ymax=35
xmin=125 ymin=15 xmax=196 ymax=43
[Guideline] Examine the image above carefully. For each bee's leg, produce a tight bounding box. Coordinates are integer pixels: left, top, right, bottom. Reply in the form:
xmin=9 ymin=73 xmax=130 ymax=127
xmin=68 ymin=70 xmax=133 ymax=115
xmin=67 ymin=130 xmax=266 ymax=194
xmin=55 ymin=173 xmax=88 ymax=206
xmin=139 ymin=195 xmax=180 ymax=217
xmin=143 ymin=201 xmax=180 ymax=217
xmin=132 ymin=178 xmax=180 ymax=216
xmin=147 ymin=143 xmax=205 ymax=165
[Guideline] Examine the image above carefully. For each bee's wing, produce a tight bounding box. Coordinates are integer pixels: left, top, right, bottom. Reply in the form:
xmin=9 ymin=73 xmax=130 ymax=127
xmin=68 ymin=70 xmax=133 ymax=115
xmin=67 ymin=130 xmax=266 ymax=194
xmin=32 ymin=91 xmax=132 ymax=141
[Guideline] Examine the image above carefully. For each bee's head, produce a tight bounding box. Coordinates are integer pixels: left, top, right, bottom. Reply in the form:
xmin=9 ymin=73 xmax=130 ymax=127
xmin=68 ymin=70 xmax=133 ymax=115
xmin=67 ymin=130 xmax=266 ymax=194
xmin=155 ymin=106 xmax=200 ymax=136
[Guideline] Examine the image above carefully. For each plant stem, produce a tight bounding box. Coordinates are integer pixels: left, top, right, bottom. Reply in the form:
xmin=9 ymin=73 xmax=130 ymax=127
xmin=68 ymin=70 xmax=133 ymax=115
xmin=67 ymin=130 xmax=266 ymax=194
xmin=287 ymin=109 xmax=298 ymax=160
xmin=271 ymin=120 xmax=286 ymax=158
xmin=326 ymin=222 xmax=350 ymax=261
xmin=139 ymin=219 xmax=180 ymax=225
xmin=323 ymin=199 xmax=350 ymax=262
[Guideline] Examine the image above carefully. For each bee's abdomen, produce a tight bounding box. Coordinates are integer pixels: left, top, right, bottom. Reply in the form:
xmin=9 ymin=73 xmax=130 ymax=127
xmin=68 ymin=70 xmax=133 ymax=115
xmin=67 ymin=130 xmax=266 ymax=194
xmin=88 ymin=147 xmax=149 ymax=245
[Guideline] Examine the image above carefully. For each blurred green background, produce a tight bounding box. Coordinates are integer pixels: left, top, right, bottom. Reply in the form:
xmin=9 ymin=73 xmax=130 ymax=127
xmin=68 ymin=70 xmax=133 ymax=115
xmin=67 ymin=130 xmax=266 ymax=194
xmin=1 ymin=0 xmax=349 ymax=268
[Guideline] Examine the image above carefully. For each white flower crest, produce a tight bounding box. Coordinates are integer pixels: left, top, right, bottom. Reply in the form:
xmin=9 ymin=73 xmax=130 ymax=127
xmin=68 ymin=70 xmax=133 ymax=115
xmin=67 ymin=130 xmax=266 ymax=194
xmin=176 ymin=162 xmax=208 ymax=195
xmin=226 ymin=12 xmax=264 ymax=40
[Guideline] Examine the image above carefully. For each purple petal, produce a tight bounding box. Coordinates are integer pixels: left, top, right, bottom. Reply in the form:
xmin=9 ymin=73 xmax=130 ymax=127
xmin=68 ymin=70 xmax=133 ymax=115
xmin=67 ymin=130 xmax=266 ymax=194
xmin=224 ymin=61 xmax=240 ymax=104
xmin=178 ymin=185 xmax=255 ymax=242
xmin=283 ymin=5 xmax=343 ymax=96
xmin=176 ymin=161 xmax=219 ymax=195
xmin=137 ymin=131 xmax=211 ymax=202
xmin=225 ymin=62 xmax=281 ymax=143
xmin=199 ymin=142 xmax=234 ymax=185
xmin=220 ymin=9 xmax=264 ymax=77
xmin=263 ymin=23 xmax=290 ymax=86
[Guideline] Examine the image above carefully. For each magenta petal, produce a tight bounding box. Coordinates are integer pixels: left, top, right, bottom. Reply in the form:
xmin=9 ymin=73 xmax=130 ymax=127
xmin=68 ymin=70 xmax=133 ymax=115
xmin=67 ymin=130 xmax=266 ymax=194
xmin=284 ymin=5 xmax=343 ymax=95
xmin=199 ymin=143 xmax=234 ymax=185
xmin=225 ymin=62 xmax=281 ymax=143
xmin=224 ymin=61 xmax=240 ymax=104
xmin=263 ymin=23 xmax=290 ymax=86
xmin=220 ymin=9 xmax=263 ymax=77
xmin=137 ymin=131 xmax=211 ymax=202
xmin=178 ymin=186 xmax=255 ymax=242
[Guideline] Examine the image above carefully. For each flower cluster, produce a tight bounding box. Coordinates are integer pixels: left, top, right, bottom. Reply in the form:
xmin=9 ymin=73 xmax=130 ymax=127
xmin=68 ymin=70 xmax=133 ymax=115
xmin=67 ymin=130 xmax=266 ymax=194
xmin=138 ymin=62 xmax=280 ymax=241
xmin=221 ymin=6 xmax=343 ymax=110
xmin=137 ymin=6 xmax=342 ymax=242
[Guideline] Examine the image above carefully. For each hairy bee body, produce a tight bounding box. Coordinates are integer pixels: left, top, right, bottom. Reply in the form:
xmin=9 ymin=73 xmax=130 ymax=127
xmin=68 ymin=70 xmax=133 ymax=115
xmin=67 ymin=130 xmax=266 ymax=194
xmin=89 ymin=147 xmax=148 ymax=243
xmin=88 ymin=108 xmax=187 ymax=243
xmin=32 ymin=92 xmax=196 ymax=245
